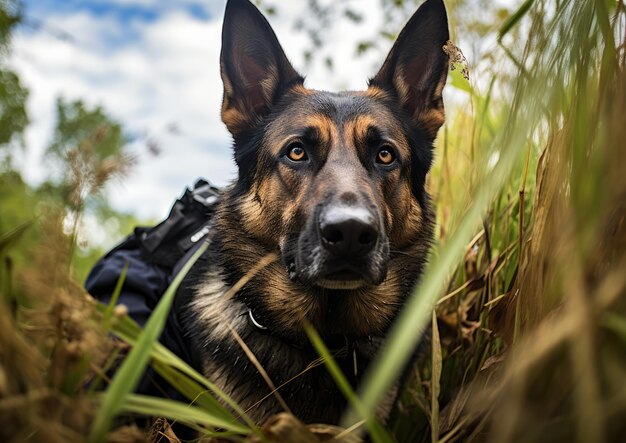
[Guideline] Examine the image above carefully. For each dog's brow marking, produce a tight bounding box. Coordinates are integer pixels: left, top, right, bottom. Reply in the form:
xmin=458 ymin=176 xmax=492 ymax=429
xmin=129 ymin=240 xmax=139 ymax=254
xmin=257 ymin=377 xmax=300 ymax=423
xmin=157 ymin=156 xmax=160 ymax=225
xmin=346 ymin=116 xmax=364 ymax=144
xmin=347 ymin=114 xmax=378 ymax=153
xmin=304 ymin=114 xmax=337 ymax=146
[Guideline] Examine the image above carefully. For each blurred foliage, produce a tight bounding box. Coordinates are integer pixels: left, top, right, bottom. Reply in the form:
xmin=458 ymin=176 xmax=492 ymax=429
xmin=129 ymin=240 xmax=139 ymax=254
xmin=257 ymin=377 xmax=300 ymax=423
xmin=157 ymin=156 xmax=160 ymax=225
xmin=0 ymin=1 xmax=138 ymax=287
xmin=0 ymin=69 xmax=28 ymax=147
xmin=0 ymin=1 xmax=27 ymax=155
xmin=0 ymin=0 xmax=20 ymax=54
xmin=47 ymin=98 xmax=127 ymax=172
xmin=0 ymin=97 xmax=137 ymax=285
xmin=0 ymin=2 xmax=142 ymax=438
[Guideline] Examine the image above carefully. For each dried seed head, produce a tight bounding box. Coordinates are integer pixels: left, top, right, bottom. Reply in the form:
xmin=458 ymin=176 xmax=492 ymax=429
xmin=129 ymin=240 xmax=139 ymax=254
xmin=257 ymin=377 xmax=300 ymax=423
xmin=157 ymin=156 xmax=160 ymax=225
xmin=443 ymin=40 xmax=470 ymax=80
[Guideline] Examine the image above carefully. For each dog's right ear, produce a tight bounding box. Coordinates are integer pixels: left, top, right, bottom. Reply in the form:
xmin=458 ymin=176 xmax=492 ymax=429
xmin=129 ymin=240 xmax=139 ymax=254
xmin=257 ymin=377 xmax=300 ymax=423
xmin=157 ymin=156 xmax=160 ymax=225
xmin=220 ymin=0 xmax=303 ymax=138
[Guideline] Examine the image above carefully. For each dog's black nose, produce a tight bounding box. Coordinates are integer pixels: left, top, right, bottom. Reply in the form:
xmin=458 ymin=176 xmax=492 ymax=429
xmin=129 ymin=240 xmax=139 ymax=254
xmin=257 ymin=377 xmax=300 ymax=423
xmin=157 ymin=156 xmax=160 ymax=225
xmin=319 ymin=206 xmax=379 ymax=257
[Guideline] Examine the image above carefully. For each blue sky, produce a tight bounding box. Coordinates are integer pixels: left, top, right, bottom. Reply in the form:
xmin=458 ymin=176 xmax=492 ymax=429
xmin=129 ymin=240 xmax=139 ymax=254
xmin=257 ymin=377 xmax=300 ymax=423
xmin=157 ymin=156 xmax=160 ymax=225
xmin=20 ymin=1 xmax=219 ymax=50
xmin=24 ymin=0 xmax=214 ymax=23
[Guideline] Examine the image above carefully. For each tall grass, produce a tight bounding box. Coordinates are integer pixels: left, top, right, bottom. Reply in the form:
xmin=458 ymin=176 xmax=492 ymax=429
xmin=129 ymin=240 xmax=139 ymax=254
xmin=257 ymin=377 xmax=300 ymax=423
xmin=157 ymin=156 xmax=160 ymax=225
xmin=1 ymin=0 xmax=625 ymax=442
xmin=362 ymin=1 xmax=626 ymax=442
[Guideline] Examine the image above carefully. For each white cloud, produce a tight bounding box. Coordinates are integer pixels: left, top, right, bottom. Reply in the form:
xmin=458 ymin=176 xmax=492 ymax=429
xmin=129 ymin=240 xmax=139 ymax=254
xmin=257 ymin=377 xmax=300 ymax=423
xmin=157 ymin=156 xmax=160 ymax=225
xmin=9 ymin=0 xmax=400 ymax=222
xmin=12 ymin=8 xmax=233 ymax=220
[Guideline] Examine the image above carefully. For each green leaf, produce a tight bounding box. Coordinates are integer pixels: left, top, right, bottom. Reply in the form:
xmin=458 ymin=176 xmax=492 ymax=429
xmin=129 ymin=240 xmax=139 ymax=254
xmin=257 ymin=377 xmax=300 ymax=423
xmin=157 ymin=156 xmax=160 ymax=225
xmin=107 ymin=311 xmax=257 ymax=430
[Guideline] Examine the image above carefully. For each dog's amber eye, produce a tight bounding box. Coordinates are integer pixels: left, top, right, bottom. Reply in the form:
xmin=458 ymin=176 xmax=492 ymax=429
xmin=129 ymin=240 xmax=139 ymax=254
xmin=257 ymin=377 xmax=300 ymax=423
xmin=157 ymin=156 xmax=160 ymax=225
xmin=376 ymin=147 xmax=395 ymax=165
xmin=287 ymin=144 xmax=307 ymax=162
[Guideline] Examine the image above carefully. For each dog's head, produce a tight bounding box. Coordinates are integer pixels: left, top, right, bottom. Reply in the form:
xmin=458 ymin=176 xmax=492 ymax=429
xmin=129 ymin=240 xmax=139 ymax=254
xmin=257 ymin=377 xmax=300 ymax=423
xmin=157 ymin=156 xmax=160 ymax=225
xmin=217 ymin=0 xmax=449 ymax=337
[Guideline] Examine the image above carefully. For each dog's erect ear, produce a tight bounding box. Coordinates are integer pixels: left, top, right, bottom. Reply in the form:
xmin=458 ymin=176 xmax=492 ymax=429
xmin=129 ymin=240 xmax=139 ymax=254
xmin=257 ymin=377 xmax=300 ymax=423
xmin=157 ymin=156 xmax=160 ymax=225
xmin=370 ymin=0 xmax=449 ymax=137
xmin=220 ymin=0 xmax=303 ymax=137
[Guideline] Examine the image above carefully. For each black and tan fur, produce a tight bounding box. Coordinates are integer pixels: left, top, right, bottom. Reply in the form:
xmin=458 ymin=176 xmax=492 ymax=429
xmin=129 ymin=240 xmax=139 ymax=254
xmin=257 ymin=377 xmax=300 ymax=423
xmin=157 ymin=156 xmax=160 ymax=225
xmin=180 ymin=0 xmax=450 ymax=425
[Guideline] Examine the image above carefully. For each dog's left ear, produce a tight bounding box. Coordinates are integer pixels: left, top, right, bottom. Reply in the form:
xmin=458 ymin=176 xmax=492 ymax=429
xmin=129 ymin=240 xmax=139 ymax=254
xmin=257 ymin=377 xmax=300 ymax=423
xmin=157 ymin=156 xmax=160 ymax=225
xmin=370 ymin=0 xmax=449 ymax=138
xmin=220 ymin=0 xmax=304 ymax=138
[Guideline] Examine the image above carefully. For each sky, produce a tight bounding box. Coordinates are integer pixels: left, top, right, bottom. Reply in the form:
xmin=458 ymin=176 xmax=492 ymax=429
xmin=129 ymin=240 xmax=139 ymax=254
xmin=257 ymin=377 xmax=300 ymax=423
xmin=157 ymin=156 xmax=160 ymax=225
xmin=9 ymin=0 xmax=388 ymax=222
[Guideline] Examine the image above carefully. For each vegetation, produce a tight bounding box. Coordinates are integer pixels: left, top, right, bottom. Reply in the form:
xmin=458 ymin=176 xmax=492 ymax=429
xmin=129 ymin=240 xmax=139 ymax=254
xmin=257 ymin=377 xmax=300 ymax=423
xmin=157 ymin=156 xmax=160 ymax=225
xmin=1 ymin=0 xmax=625 ymax=442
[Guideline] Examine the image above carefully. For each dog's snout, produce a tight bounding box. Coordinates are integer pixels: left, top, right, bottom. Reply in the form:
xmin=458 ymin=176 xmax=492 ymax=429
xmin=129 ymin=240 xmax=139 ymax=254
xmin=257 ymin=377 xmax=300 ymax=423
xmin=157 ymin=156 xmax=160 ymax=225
xmin=319 ymin=206 xmax=379 ymax=257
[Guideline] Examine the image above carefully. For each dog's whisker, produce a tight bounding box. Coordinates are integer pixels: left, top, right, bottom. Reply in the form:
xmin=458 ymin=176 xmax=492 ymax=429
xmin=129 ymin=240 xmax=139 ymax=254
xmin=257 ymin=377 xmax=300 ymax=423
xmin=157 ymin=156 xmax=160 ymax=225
xmin=389 ymin=249 xmax=425 ymax=259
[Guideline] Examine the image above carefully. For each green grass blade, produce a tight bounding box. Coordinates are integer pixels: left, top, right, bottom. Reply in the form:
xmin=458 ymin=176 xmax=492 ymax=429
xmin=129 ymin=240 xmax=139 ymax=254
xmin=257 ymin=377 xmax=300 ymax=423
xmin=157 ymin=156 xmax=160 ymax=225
xmin=89 ymin=240 xmax=209 ymax=442
xmin=430 ymin=310 xmax=442 ymax=443
xmin=102 ymin=262 xmax=128 ymax=326
xmin=449 ymin=69 xmax=473 ymax=95
xmin=498 ymin=0 xmax=534 ymax=41
xmin=303 ymin=322 xmax=392 ymax=443
xmin=117 ymin=394 xmax=250 ymax=434
xmin=150 ymin=359 xmax=242 ymax=423
xmin=0 ymin=221 xmax=33 ymax=253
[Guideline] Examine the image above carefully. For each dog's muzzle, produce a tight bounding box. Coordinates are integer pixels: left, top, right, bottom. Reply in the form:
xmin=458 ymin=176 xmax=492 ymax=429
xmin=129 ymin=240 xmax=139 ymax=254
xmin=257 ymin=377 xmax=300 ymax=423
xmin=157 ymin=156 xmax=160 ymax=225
xmin=291 ymin=203 xmax=389 ymax=290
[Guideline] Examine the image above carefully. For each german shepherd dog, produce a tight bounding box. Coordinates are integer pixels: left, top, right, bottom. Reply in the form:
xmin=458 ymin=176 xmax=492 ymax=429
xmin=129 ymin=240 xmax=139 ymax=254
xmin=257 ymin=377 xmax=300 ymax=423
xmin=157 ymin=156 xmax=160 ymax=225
xmin=180 ymin=0 xmax=449 ymax=425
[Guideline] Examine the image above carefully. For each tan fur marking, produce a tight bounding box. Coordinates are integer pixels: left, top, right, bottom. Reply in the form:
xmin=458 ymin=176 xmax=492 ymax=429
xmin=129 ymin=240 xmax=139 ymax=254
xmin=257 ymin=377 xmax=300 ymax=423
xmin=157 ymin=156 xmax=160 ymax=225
xmin=221 ymin=98 xmax=250 ymax=137
xmin=418 ymin=107 xmax=446 ymax=137
xmin=239 ymin=188 xmax=272 ymax=243
xmin=263 ymin=266 xmax=315 ymax=330
xmin=259 ymin=64 xmax=279 ymax=105
xmin=392 ymin=65 xmax=411 ymax=108
xmin=349 ymin=114 xmax=377 ymax=145
xmin=290 ymin=83 xmax=313 ymax=96
xmin=364 ymin=85 xmax=390 ymax=100
xmin=305 ymin=114 xmax=336 ymax=146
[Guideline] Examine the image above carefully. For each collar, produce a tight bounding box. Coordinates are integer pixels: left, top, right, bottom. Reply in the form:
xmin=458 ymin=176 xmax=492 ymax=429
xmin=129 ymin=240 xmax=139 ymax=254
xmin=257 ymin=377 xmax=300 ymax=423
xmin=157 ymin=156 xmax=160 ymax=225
xmin=247 ymin=308 xmax=268 ymax=330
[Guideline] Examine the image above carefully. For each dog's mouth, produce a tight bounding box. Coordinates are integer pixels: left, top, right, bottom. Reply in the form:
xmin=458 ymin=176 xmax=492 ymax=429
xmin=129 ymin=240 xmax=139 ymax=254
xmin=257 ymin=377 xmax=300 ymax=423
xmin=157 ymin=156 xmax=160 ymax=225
xmin=315 ymin=270 xmax=368 ymax=290
xmin=285 ymin=255 xmax=378 ymax=291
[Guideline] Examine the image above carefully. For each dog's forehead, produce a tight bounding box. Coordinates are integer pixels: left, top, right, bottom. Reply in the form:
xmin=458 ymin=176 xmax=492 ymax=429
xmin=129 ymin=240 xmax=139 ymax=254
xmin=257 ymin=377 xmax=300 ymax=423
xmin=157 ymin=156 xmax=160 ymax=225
xmin=272 ymin=89 xmax=401 ymax=133
xmin=300 ymin=90 xmax=377 ymax=118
